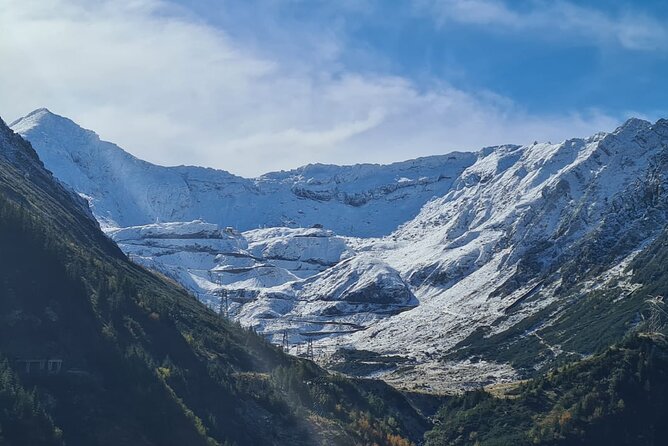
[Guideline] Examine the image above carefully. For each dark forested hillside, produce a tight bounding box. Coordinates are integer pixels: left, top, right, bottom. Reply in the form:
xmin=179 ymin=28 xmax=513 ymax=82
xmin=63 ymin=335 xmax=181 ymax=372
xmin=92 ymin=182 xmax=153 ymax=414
xmin=425 ymin=332 xmax=668 ymax=446
xmin=0 ymin=118 xmax=429 ymax=445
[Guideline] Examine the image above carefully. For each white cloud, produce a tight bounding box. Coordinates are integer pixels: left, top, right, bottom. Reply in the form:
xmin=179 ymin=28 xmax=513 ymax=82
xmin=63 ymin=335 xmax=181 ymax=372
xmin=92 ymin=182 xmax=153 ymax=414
xmin=0 ymin=0 xmax=623 ymax=176
xmin=415 ymin=0 xmax=668 ymax=51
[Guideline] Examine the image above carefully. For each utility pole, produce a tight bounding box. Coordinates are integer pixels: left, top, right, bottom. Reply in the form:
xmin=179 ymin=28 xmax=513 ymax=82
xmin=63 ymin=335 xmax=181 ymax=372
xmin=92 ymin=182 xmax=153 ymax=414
xmin=215 ymin=274 xmax=229 ymax=319
xmin=222 ymin=293 xmax=229 ymax=319
xmin=281 ymin=329 xmax=289 ymax=352
xmin=306 ymin=338 xmax=314 ymax=361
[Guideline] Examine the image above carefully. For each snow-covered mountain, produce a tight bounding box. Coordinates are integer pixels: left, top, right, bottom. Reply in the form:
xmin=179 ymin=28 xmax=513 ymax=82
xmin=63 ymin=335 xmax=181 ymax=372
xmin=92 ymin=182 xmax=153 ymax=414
xmin=11 ymin=109 xmax=475 ymax=237
xmin=10 ymin=108 xmax=466 ymax=342
xmin=342 ymin=117 xmax=668 ymax=389
xmin=12 ymin=109 xmax=668 ymax=391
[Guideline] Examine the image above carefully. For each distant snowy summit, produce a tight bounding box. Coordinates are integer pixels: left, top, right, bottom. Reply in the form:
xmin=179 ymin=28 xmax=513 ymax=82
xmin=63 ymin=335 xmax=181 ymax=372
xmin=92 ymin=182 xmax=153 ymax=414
xmin=11 ymin=108 xmax=476 ymax=237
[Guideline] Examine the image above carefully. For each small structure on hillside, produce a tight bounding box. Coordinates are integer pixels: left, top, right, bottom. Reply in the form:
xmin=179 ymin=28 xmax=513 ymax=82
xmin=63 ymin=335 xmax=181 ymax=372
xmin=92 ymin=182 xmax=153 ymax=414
xmin=15 ymin=358 xmax=63 ymax=375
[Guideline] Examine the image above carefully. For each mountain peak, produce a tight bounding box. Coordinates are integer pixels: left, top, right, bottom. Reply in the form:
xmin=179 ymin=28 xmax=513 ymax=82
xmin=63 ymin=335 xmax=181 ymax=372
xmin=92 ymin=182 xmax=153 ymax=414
xmin=613 ymin=117 xmax=652 ymax=136
xmin=10 ymin=108 xmax=93 ymax=139
xmin=25 ymin=107 xmax=53 ymax=118
xmin=10 ymin=107 xmax=54 ymax=127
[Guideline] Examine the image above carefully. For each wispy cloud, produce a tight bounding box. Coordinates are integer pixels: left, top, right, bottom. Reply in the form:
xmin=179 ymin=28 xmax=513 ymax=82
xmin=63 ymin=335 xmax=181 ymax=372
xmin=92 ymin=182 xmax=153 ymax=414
xmin=0 ymin=0 xmax=623 ymax=176
xmin=415 ymin=0 xmax=668 ymax=51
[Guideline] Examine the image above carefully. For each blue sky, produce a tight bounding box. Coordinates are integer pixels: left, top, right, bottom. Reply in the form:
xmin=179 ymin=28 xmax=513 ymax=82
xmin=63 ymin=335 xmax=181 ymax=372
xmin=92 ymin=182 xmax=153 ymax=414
xmin=1 ymin=0 xmax=667 ymax=175
xmin=193 ymin=0 xmax=668 ymax=116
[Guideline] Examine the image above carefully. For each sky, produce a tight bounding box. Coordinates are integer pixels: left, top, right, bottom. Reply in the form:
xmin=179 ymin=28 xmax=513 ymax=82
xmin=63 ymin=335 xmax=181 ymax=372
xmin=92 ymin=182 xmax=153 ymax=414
xmin=1 ymin=0 xmax=667 ymax=176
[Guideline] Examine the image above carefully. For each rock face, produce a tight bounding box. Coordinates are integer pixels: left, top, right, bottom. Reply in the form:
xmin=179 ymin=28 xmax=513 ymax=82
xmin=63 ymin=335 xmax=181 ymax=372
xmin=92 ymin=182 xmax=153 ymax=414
xmin=13 ymin=109 xmax=668 ymax=390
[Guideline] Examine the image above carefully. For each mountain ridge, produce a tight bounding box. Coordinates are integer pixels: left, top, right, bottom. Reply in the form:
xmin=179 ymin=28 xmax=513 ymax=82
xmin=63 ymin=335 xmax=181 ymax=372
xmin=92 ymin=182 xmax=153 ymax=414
xmin=12 ymin=108 xmax=668 ymax=392
xmin=11 ymin=108 xmax=477 ymax=236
